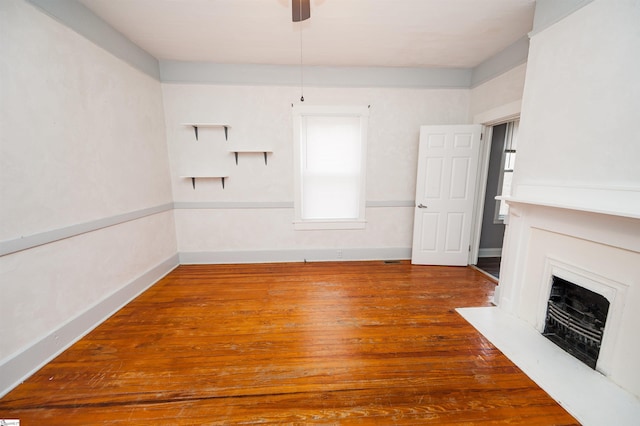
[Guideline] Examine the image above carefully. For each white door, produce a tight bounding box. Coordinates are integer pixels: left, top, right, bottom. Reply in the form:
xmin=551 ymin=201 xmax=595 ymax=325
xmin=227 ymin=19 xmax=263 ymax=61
xmin=411 ymin=125 xmax=482 ymax=265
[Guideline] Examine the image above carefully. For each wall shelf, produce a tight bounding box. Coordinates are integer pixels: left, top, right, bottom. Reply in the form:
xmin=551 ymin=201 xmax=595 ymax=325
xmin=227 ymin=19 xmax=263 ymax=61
xmin=181 ymin=175 xmax=228 ymax=189
xmin=182 ymin=123 xmax=231 ymax=141
xmin=229 ymin=149 xmax=273 ymax=165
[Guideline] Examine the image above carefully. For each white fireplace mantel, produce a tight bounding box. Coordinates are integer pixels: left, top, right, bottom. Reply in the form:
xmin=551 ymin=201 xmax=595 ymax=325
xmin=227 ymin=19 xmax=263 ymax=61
xmin=498 ymin=183 xmax=640 ymax=220
xmin=494 ymin=186 xmax=640 ymax=402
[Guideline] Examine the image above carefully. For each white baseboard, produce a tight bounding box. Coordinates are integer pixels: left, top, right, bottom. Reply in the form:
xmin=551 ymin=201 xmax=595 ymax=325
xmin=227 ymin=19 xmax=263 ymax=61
xmin=0 ymin=254 xmax=179 ymax=398
xmin=179 ymin=247 xmax=412 ymax=264
xmin=478 ymin=248 xmax=503 ymax=258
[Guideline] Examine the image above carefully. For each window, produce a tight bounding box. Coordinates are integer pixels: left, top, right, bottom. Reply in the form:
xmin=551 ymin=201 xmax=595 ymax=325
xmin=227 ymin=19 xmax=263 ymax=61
xmin=495 ymin=119 xmax=519 ymax=222
xmin=292 ymin=105 xmax=369 ymax=230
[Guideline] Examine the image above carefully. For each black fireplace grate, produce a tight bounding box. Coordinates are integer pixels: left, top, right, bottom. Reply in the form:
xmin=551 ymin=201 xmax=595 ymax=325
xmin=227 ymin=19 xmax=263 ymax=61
xmin=543 ymin=276 xmax=609 ymax=369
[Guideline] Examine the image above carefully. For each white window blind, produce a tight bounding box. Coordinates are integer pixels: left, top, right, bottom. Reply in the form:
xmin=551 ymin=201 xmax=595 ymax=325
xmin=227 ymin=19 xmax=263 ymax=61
xmin=293 ymin=106 xmax=368 ymax=230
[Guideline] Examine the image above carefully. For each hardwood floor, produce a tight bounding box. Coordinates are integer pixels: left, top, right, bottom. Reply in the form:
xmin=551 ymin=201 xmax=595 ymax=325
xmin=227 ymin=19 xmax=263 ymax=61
xmin=0 ymin=261 xmax=578 ymax=425
xmin=475 ymin=257 xmax=502 ymax=279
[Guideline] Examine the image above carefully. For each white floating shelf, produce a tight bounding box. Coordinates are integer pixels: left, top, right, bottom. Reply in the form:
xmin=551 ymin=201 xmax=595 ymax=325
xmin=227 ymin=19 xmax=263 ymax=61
xmin=181 ymin=123 xmax=231 ymax=141
xmin=181 ymin=175 xmax=229 ymax=189
xmin=228 ymin=149 xmax=273 ymax=165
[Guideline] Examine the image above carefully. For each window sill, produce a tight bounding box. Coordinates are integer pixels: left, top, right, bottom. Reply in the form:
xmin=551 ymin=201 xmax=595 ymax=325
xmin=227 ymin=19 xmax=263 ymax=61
xmin=294 ymin=220 xmax=367 ymax=231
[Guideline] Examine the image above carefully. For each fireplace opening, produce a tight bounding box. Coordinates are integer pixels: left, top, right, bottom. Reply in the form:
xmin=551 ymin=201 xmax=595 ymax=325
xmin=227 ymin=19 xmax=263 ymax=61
xmin=543 ymin=275 xmax=610 ymax=369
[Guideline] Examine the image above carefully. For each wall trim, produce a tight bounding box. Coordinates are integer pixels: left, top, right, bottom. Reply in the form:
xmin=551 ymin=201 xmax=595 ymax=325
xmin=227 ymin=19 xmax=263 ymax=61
xmin=0 ymin=201 xmax=414 ymax=257
xmin=25 ymin=0 xmax=160 ymax=79
xmin=173 ymin=201 xmax=415 ymax=210
xmin=0 ymin=254 xmax=179 ymax=398
xmin=0 ymin=203 xmax=174 ymax=257
xmin=160 ymin=61 xmax=472 ymax=89
xmin=179 ymin=248 xmax=411 ymax=264
xmin=366 ymin=200 xmax=415 ymax=208
xmin=174 ymin=201 xmax=293 ymax=210
xmin=471 ymin=36 xmax=530 ymax=88
xmin=530 ymin=0 xmax=595 ymax=37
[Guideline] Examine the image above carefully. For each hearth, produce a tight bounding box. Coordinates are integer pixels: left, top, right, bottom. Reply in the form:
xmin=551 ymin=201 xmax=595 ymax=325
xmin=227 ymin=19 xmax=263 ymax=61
xmin=543 ymin=275 xmax=610 ymax=369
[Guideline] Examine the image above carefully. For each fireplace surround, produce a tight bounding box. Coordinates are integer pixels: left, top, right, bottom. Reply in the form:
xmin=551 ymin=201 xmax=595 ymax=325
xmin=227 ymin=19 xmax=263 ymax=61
xmin=493 ymin=191 xmax=639 ymax=398
xmin=460 ymin=190 xmax=640 ymax=424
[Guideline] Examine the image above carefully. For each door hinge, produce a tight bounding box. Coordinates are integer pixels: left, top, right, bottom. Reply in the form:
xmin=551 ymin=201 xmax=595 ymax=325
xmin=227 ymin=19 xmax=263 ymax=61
xmin=469 ymin=245 xmax=471 ymax=252
xmin=480 ymin=133 xmax=483 ymax=140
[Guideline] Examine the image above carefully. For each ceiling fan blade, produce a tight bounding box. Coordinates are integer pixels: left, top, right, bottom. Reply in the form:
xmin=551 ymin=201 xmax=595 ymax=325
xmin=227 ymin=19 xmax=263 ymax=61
xmin=292 ymin=0 xmax=310 ymax=22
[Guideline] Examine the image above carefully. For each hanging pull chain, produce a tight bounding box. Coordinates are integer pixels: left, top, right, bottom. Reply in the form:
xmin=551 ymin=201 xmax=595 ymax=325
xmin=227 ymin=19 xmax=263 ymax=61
xmin=299 ymin=18 xmax=305 ymax=102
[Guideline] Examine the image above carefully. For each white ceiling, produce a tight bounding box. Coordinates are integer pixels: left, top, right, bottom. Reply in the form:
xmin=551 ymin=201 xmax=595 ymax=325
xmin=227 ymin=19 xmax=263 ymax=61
xmin=79 ymin=0 xmax=535 ymax=68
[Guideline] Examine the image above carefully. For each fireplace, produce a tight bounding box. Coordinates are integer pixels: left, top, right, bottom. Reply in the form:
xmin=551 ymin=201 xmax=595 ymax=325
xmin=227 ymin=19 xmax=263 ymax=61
xmin=464 ymin=189 xmax=640 ymax=422
xmin=534 ymin=255 xmax=629 ymax=378
xmin=492 ymin=197 xmax=638 ymax=400
xmin=543 ymin=275 xmax=610 ymax=369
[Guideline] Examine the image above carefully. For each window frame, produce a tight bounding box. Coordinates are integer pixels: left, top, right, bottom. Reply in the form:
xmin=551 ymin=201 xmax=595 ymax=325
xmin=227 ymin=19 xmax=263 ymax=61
xmin=292 ymin=105 xmax=369 ymax=230
xmin=494 ymin=120 xmax=519 ymax=223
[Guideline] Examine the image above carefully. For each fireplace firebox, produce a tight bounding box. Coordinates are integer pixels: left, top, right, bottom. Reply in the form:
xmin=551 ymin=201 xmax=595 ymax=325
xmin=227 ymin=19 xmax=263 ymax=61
xmin=543 ymin=275 xmax=610 ymax=369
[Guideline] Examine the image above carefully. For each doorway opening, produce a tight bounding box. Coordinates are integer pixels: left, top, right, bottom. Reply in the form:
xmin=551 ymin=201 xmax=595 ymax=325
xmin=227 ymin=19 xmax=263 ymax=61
xmin=475 ymin=120 xmax=519 ymax=279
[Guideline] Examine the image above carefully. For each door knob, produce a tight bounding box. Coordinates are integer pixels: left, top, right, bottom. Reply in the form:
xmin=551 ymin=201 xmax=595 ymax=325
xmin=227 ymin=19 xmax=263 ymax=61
xmin=418 ymin=204 xmax=427 ymax=209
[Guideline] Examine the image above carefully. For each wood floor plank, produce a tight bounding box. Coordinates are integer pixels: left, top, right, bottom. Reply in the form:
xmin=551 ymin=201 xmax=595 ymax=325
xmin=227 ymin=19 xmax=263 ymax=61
xmin=0 ymin=261 xmax=578 ymax=424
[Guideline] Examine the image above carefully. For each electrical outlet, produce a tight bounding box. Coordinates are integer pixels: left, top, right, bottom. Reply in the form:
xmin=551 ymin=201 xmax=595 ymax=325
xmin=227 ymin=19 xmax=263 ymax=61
xmin=337 ymin=249 xmax=343 ymax=259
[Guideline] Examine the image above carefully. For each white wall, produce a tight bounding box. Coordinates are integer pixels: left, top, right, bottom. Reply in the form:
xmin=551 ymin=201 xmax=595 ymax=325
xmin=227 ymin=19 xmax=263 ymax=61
xmin=0 ymin=0 xmax=177 ymax=395
xmin=163 ymin=84 xmax=470 ymax=262
xmin=514 ymin=0 xmax=640 ymax=200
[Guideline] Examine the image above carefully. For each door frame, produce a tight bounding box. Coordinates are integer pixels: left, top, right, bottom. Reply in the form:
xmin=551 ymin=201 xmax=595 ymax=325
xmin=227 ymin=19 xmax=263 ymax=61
xmin=468 ymin=100 xmax=522 ymax=265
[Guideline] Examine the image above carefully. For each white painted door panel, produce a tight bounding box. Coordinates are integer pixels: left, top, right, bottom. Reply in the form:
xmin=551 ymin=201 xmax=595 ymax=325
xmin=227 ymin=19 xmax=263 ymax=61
xmin=412 ymin=125 xmax=482 ymax=265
